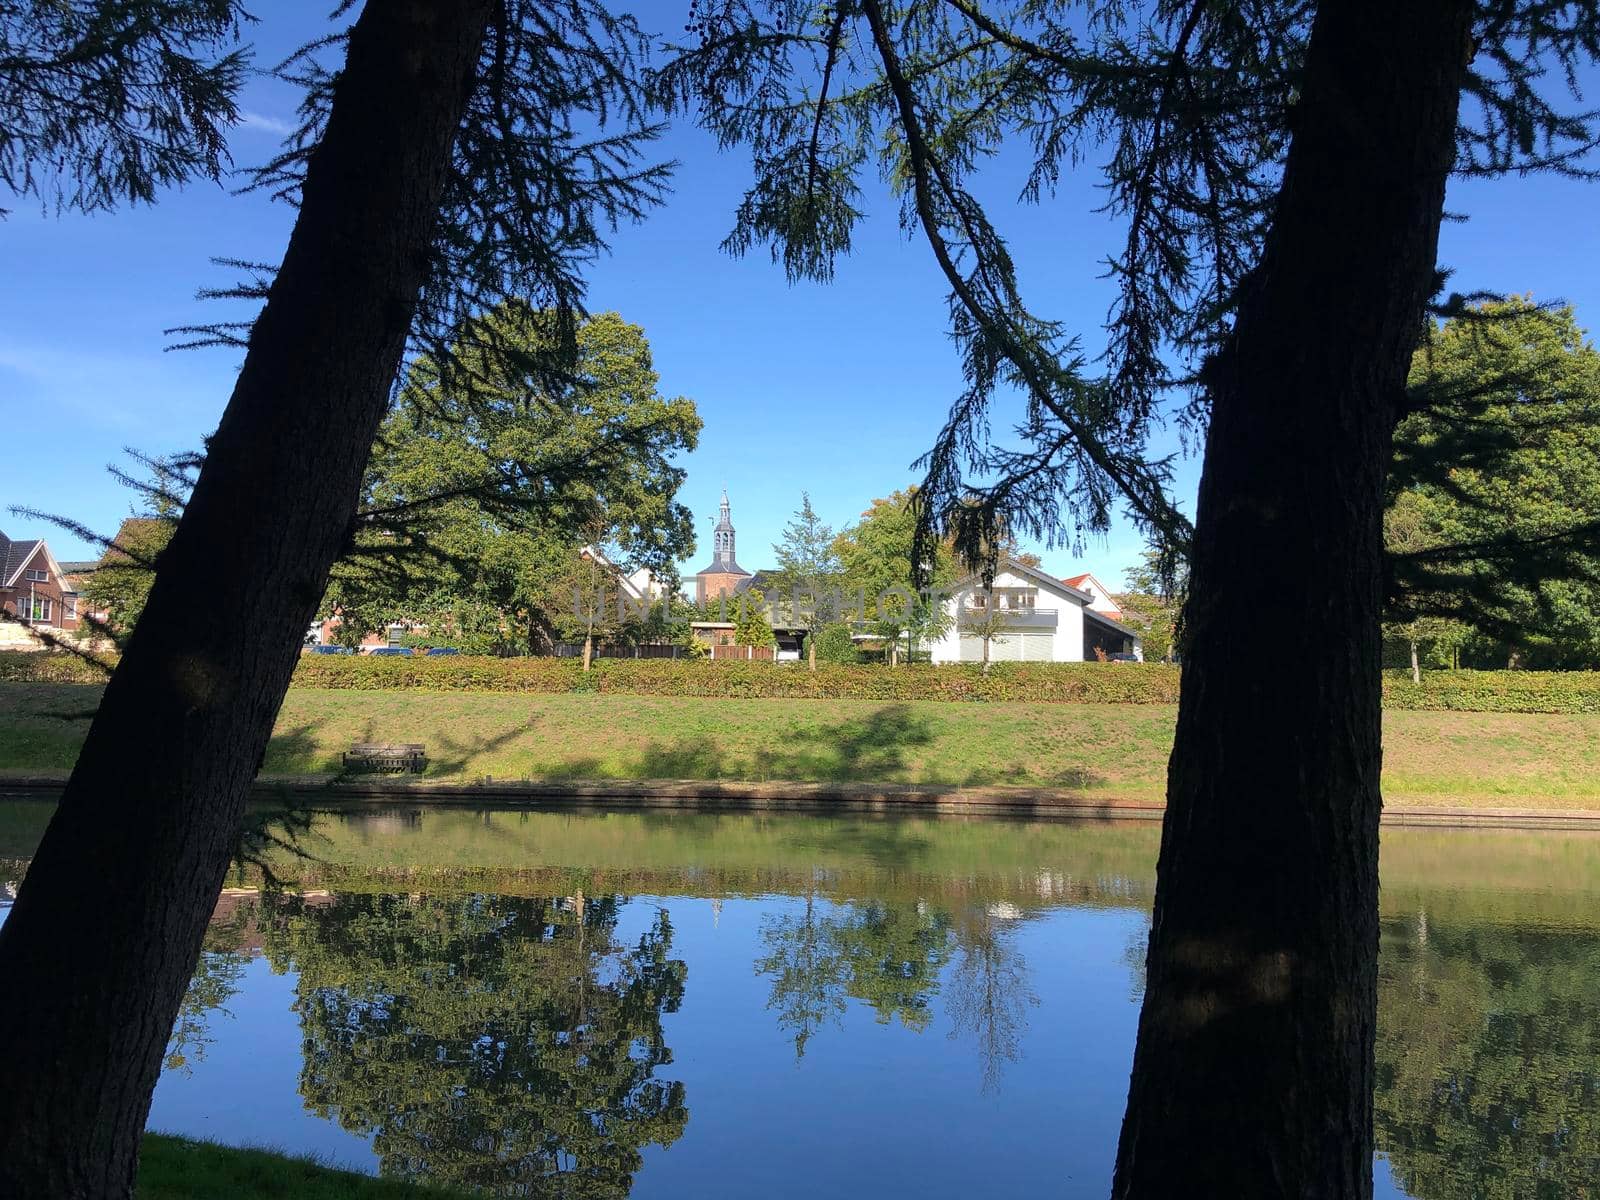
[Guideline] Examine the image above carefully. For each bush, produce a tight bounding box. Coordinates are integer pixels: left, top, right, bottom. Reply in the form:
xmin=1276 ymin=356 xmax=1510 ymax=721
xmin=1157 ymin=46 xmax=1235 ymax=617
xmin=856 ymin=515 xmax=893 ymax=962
xmin=1381 ymin=668 xmax=1600 ymax=714
xmin=8 ymin=649 xmax=1599 ymax=712
xmin=290 ymin=655 xmax=1184 ymax=702
xmin=811 ymin=623 xmax=860 ymax=665
xmin=0 ymin=652 xmax=112 ymax=684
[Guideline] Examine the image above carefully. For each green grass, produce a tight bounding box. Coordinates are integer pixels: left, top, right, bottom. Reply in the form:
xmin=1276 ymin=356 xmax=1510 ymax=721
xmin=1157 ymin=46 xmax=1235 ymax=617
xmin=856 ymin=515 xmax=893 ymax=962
xmin=138 ymin=1134 xmax=468 ymax=1199
xmin=4 ymin=683 xmax=1600 ymax=806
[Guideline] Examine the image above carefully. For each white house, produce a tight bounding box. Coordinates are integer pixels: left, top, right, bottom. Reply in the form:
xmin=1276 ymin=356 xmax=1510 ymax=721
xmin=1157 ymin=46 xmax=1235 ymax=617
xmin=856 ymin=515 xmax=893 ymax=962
xmin=924 ymin=557 xmax=1143 ymax=663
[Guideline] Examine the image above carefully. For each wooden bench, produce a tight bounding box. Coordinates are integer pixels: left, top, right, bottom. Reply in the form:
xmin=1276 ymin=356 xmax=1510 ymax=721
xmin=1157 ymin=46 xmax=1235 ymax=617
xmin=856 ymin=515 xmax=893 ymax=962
xmin=341 ymin=742 xmax=427 ymax=774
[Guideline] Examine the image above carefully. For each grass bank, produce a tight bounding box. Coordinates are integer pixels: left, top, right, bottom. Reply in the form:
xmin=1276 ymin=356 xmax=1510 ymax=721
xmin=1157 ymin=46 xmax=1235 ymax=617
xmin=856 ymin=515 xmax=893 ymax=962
xmin=139 ymin=1134 xmax=465 ymax=1199
xmin=4 ymin=684 xmax=1598 ymax=806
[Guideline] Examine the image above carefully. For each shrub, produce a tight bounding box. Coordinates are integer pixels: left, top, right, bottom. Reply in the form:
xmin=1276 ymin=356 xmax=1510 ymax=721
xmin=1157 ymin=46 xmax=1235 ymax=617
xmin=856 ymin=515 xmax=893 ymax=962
xmin=1380 ymin=668 xmax=1600 ymax=714
xmin=7 ymin=649 xmax=1599 ymax=712
xmin=0 ymin=652 xmax=112 ymax=684
xmin=811 ymin=623 xmax=860 ymax=665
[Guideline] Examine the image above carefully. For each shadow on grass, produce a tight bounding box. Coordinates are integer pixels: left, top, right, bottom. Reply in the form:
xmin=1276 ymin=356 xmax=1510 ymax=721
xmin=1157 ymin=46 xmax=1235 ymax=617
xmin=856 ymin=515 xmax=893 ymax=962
xmin=537 ymin=703 xmax=1108 ymax=790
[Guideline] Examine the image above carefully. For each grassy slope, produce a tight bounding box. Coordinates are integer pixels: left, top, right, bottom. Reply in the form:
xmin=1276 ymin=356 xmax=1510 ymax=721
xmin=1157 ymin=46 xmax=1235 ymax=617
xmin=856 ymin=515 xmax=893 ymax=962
xmin=3 ymin=683 xmax=1598 ymax=805
xmin=139 ymin=1135 xmax=466 ymax=1200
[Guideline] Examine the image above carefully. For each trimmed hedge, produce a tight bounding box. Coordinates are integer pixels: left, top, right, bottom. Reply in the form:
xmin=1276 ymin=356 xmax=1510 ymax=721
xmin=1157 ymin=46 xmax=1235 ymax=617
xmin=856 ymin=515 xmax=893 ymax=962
xmin=1380 ymin=668 xmax=1600 ymax=714
xmin=7 ymin=650 xmax=1600 ymax=710
xmin=0 ymin=652 xmax=110 ymax=684
xmin=289 ymin=655 xmax=1185 ymax=702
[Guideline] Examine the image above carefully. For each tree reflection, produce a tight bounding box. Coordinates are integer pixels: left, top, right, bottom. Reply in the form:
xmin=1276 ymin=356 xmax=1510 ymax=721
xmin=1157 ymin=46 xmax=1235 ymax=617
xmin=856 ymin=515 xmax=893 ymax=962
xmin=757 ymin=893 xmax=1037 ymax=1091
xmin=259 ymin=891 xmax=687 ymax=1198
xmin=757 ymin=893 xmax=953 ymax=1058
xmin=945 ymin=906 xmax=1038 ymax=1094
xmin=1375 ymin=914 xmax=1600 ymax=1199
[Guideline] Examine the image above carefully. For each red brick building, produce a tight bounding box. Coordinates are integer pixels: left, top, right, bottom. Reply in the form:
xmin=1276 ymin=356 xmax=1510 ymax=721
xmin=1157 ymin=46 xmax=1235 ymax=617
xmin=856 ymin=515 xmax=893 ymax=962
xmin=0 ymin=531 xmax=83 ymax=635
xmin=693 ymin=490 xmax=751 ymax=605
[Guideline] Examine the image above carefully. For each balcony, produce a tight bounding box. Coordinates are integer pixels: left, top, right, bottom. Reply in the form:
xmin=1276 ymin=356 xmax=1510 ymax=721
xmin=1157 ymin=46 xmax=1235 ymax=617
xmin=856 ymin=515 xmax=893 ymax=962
xmin=957 ymin=604 xmax=1059 ymax=628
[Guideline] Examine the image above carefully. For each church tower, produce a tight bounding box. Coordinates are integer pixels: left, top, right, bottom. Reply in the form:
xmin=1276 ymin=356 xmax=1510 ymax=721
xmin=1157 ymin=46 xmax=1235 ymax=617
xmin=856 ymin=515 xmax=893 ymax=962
xmin=694 ymin=489 xmax=751 ymax=605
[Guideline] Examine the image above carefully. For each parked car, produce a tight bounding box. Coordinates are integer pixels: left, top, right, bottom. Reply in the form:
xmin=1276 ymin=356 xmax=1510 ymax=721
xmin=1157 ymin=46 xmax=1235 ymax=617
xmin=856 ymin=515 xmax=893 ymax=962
xmin=1108 ymin=652 xmax=1142 ymax=663
xmin=366 ymin=646 xmax=413 ymax=656
xmin=307 ymin=644 xmax=351 ymax=655
xmin=424 ymin=646 xmax=460 ymax=656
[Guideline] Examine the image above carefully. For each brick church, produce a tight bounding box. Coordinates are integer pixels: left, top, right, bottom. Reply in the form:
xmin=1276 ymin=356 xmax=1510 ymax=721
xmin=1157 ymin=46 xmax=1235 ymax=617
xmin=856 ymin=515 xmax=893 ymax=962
xmin=693 ymin=490 xmax=752 ymax=605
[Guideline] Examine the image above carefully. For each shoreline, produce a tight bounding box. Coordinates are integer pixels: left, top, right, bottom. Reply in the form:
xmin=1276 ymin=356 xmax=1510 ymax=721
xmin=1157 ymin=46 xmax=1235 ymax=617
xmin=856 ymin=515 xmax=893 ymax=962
xmin=4 ymin=771 xmax=1599 ymax=830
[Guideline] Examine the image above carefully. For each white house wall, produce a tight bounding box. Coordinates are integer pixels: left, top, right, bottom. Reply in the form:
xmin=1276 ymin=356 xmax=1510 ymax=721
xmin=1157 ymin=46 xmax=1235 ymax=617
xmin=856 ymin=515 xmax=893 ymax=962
xmin=926 ymin=567 xmax=1087 ymax=664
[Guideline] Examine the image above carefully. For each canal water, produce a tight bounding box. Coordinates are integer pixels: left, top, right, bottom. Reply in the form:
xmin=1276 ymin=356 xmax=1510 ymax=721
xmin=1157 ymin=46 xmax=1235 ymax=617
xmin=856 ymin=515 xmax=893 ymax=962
xmin=2 ymin=800 xmax=1596 ymax=1197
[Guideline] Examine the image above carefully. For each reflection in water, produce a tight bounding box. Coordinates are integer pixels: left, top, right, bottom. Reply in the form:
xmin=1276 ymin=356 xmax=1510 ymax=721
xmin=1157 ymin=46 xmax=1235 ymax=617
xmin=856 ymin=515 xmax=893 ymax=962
xmin=258 ymin=890 xmax=687 ymax=1197
xmin=1375 ymin=915 xmax=1600 ymax=1198
xmin=5 ymin=803 xmax=1599 ymax=1198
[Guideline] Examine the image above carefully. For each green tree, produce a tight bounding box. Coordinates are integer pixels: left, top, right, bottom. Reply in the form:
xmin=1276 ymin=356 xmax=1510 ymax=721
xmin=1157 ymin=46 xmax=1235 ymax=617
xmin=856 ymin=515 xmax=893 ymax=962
xmin=661 ymin=2 xmax=1600 ymax=1192
xmin=835 ymin=489 xmax=955 ymax=663
xmin=0 ymin=4 xmax=676 ymax=1190
xmin=259 ymin=891 xmax=688 ymax=1197
xmin=959 ymin=586 xmax=1009 ymax=672
xmin=1114 ymin=551 xmax=1184 ymax=666
xmin=769 ymin=492 xmax=843 ymax=669
xmin=732 ymin=586 xmax=776 ymax=648
xmin=330 ymin=305 xmax=700 ymax=658
xmin=78 ymin=516 xmax=174 ymax=643
xmin=1389 ymin=300 xmax=1600 ymax=670
xmin=0 ymin=1 xmax=248 ymax=214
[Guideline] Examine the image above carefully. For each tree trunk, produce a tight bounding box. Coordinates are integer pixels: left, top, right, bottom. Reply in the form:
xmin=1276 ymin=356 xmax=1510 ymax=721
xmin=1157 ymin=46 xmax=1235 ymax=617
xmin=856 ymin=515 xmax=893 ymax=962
xmin=582 ymin=631 xmax=594 ymax=671
xmin=1410 ymin=639 xmax=1421 ymax=684
xmin=0 ymin=5 xmax=493 ymax=1197
xmin=1110 ymin=4 xmax=1470 ymax=1198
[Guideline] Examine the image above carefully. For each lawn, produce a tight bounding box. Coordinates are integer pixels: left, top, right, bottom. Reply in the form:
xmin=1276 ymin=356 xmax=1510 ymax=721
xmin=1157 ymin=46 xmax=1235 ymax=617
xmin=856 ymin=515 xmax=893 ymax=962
xmin=138 ymin=1135 xmax=466 ymax=1199
xmin=3 ymin=683 xmax=1598 ymax=806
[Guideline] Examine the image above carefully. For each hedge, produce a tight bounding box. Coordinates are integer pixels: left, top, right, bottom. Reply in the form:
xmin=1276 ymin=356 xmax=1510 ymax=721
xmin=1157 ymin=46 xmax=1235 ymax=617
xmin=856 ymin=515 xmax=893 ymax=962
xmin=6 ymin=651 xmax=1600 ymax=711
xmin=1379 ymin=668 xmax=1600 ymax=714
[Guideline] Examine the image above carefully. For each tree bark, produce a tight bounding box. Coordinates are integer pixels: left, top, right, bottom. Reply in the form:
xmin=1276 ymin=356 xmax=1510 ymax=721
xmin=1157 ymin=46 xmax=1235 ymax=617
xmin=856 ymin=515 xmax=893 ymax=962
xmin=1111 ymin=4 xmax=1471 ymax=1198
xmin=0 ymin=4 xmax=493 ymax=1196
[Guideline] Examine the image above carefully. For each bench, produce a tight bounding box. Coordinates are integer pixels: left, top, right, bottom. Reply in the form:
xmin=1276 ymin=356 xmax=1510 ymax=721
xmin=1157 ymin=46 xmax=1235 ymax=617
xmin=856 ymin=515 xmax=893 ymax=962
xmin=342 ymin=742 xmax=427 ymax=774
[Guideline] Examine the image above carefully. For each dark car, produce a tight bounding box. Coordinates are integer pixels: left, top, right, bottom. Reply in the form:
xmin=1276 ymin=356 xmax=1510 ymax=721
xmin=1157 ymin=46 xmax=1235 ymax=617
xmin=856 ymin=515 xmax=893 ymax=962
xmin=1108 ymin=652 xmax=1142 ymax=663
xmin=367 ymin=646 xmax=413 ymax=656
xmin=424 ymin=646 xmax=461 ymax=656
xmin=307 ymin=644 xmax=351 ymax=655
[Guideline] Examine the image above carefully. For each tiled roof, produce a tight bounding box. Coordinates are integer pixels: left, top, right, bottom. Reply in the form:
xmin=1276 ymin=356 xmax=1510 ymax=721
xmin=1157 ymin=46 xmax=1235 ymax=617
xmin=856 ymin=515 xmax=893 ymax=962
xmin=693 ymin=558 xmax=750 ymax=578
xmin=0 ymin=534 xmax=43 ymax=586
xmin=1062 ymin=573 xmax=1092 ymax=588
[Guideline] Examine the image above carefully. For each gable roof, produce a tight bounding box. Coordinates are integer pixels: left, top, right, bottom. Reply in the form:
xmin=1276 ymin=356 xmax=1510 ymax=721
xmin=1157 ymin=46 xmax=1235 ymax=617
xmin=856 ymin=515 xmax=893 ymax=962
xmin=1060 ymin=571 xmax=1122 ymax=617
xmin=1 ymin=534 xmax=65 ymax=589
xmin=955 ymin=555 xmax=1096 ymax=605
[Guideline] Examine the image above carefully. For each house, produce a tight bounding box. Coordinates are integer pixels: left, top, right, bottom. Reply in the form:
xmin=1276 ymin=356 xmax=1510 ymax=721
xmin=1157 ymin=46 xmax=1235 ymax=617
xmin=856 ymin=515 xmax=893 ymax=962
xmin=0 ymin=531 xmax=84 ymax=643
xmin=924 ymin=557 xmax=1143 ymax=663
xmin=1061 ymin=572 xmax=1124 ymax=621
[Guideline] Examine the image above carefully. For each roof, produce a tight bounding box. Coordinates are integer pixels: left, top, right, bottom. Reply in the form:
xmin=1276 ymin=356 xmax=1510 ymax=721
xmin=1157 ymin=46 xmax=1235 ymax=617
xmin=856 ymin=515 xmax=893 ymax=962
xmin=1 ymin=534 xmax=64 ymax=589
xmin=1062 ymin=573 xmax=1092 ymax=589
xmin=1084 ymin=607 xmax=1141 ymax=638
xmin=955 ymin=555 xmax=1096 ymax=605
xmin=693 ymin=558 xmax=750 ymax=578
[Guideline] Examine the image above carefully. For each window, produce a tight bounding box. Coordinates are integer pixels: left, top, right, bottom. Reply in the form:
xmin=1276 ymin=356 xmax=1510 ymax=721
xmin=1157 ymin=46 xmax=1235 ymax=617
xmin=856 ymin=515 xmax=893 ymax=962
xmin=24 ymin=569 xmax=47 ymax=582
xmin=23 ymin=597 xmax=52 ymax=623
xmin=64 ymin=594 xmax=78 ymax=620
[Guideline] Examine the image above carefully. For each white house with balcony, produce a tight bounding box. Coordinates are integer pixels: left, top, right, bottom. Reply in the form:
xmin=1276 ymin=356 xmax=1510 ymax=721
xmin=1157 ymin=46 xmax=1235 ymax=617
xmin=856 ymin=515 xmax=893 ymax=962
xmin=924 ymin=556 xmax=1143 ymax=663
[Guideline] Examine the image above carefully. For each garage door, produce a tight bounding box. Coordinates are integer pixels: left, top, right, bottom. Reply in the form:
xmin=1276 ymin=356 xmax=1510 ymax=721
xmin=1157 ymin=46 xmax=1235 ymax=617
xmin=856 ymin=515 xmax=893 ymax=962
xmin=958 ymin=630 xmax=1054 ymax=662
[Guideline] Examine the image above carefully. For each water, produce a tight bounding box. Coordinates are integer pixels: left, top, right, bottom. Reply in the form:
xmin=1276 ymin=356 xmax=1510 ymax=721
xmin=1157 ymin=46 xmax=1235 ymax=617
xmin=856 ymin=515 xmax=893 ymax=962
xmin=2 ymin=801 xmax=1597 ymax=1198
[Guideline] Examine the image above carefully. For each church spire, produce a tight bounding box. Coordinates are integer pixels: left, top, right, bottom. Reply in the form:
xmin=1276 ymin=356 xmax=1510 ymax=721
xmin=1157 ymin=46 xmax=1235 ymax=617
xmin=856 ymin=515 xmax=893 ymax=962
xmin=713 ymin=489 xmax=736 ymax=566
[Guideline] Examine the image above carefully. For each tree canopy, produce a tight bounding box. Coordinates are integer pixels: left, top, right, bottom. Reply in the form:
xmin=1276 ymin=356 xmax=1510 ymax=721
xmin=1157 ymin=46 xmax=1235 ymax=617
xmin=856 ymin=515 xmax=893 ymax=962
xmin=0 ymin=0 xmax=248 ymax=214
xmin=326 ymin=305 xmax=699 ymax=652
xmin=1389 ymin=299 xmax=1600 ymax=668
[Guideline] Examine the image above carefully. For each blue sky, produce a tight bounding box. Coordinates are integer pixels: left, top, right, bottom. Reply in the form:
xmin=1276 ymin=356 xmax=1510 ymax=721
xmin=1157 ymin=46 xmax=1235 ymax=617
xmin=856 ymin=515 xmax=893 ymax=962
xmin=5 ymin=3 xmax=1599 ymax=588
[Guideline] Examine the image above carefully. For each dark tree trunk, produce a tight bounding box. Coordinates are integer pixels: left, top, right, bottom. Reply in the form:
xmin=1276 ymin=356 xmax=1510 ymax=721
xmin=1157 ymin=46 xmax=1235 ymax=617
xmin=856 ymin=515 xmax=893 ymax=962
xmin=0 ymin=4 xmax=493 ymax=1196
xmin=1111 ymin=3 xmax=1471 ymax=1198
